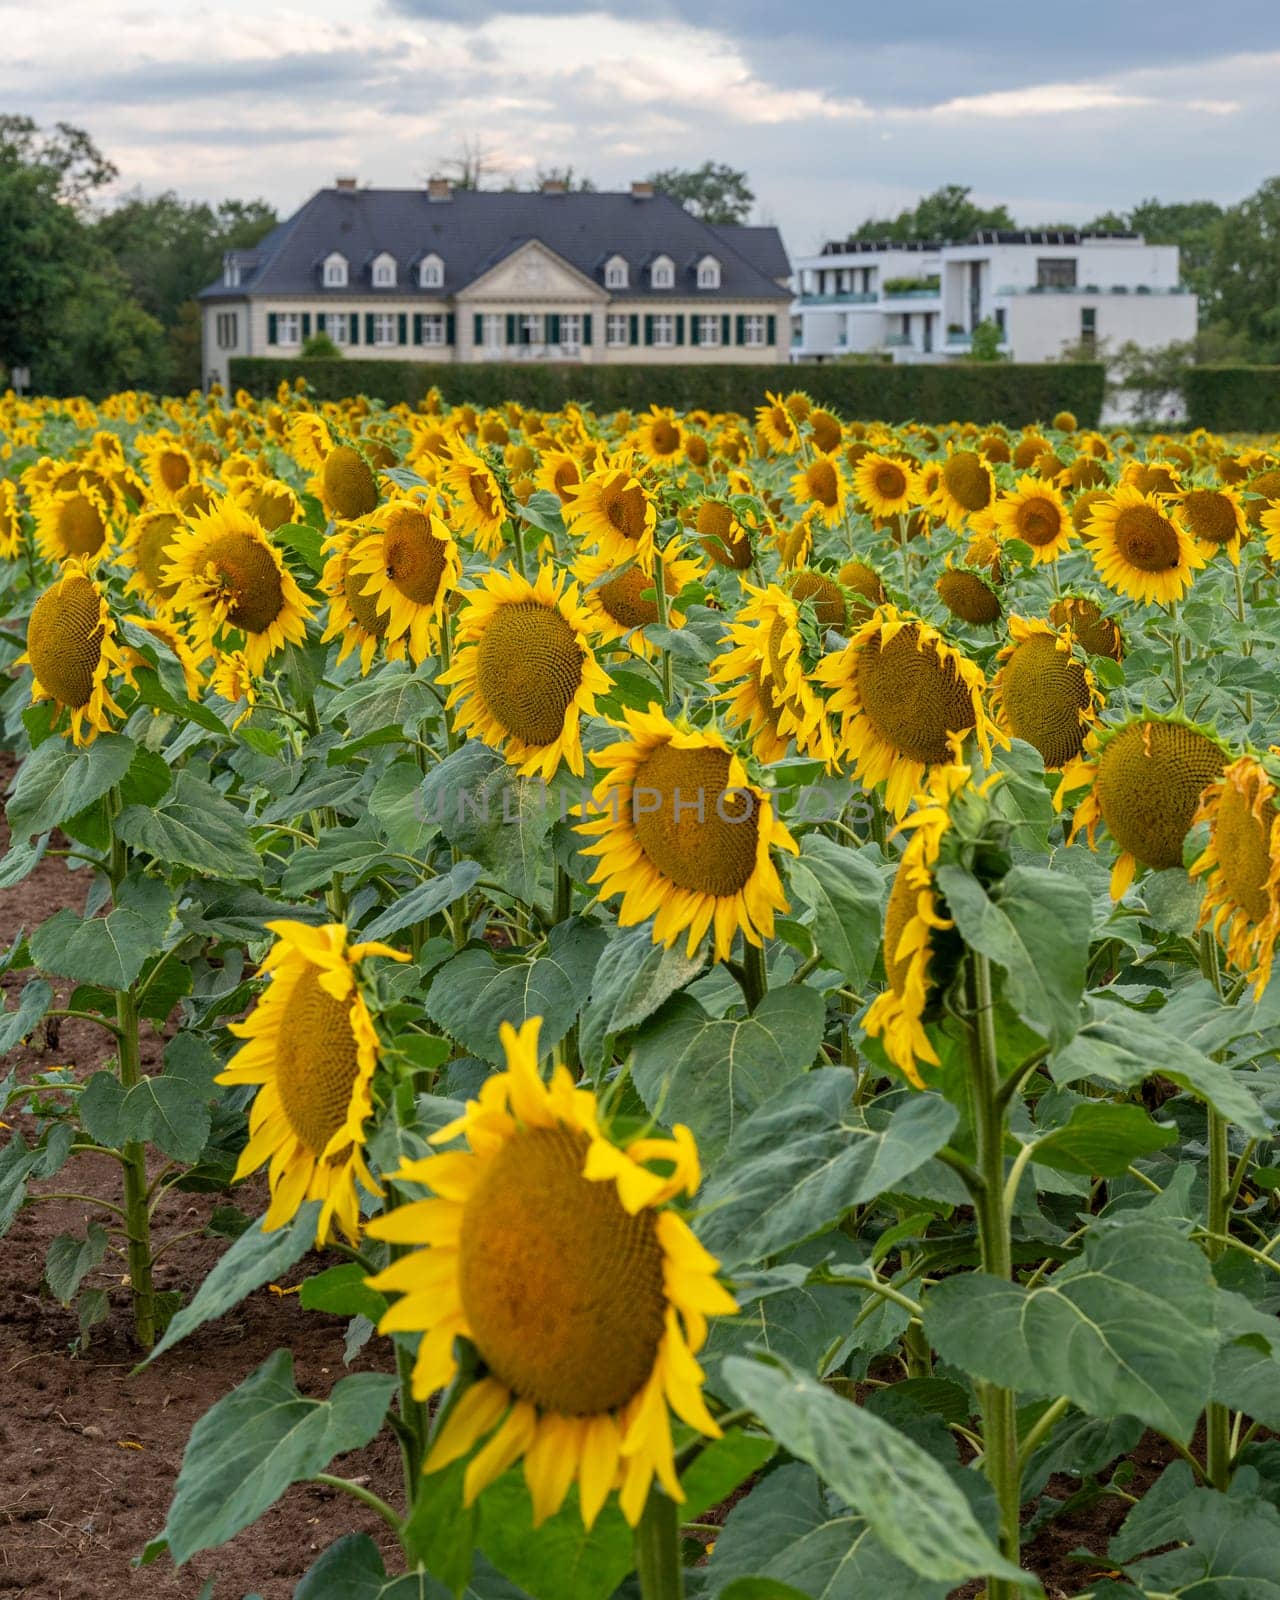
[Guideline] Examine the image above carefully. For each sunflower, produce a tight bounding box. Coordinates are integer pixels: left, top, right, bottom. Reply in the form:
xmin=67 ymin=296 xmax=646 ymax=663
xmin=123 ymin=613 xmax=204 ymax=701
xmin=788 ymin=568 xmax=850 ymax=632
xmin=755 ymin=392 xmax=802 ymax=455
xmin=288 ymin=413 xmax=335 ymax=471
xmin=863 ymin=757 xmax=991 ymax=1087
xmin=809 ymin=408 xmax=843 ymax=454
xmin=989 ymin=617 xmax=1104 ymax=769
xmin=209 ymin=649 xmax=257 ymax=724
xmin=930 ymin=449 xmax=994 ymax=530
xmin=33 ymin=478 xmax=111 ymax=565
xmin=578 ymin=706 xmax=798 ymax=962
xmin=442 ymin=447 xmax=508 ymax=557
xmin=238 ymin=476 xmax=304 ymax=534
xmin=696 ymin=498 xmax=753 ymax=570
xmin=320 ymin=530 xmax=405 ymax=675
xmin=935 ymin=560 xmax=1002 ymax=628
xmin=364 ymin=1015 xmax=734 ymax=1529
xmin=992 ymin=477 xmax=1072 ymax=564
xmin=344 ymin=501 xmax=462 ymax=664
xmin=633 ymin=407 xmax=684 ymax=463
xmin=1057 ymin=715 xmax=1228 ymax=897
xmin=563 ymin=452 xmax=657 ymax=572
xmin=1052 ymin=409 xmax=1078 ymax=433
xmin=321 ymin=444 xmax=380 ymax=521
xmin=710 ymin=584 xmax=837 ymax=768
xmin=535 ymin=448 xmax=583 ymax=506
xmin=15 ymin=559 xmax=129 ymax=745
xmin=1191 ymin=756 xmax=1280 ymax=999
xmin=1049 ymin=592 xmax=1125 ymax=662
xmin=572 ymin=545 xmax=702 ymax=658
xmin=1122 ymin=460 xmax=1181 ymax=498
xmin=120 ymin=509 xmax=184 ymax=606
xmin=137 ymin=435 xmax=196 ymax=501
xmin=816 ymin=606 xmax=1001 ymax=816
xmin=216 ymin=922 xmax=406 ymax=1245
xmin=0 ymin=480 xmax=24 ymax=561
xmin=1084 ymin=484 xmax=1203 ymax=606
xmin=853 ymin=453 xmax=916 ymax=520
xmin=1176 ymin=488 xmax=1248 ymax=565
xmin=788 ymin=453 xmax=848 ymax=528
xmin=439 ymin=564 xmax=610 ymax=781
xmin=164 ymin=496 xmax=316 ymax=673
xmin=1244 ymin=468 xmax=1280 ymax=530
xmin=838 ymin=559 xmax=887 ymax=622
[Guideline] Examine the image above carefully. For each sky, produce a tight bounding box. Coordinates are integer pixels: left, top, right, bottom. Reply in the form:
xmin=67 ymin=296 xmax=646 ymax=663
xmin=4 ymin=0 xmax=1280 ymax=255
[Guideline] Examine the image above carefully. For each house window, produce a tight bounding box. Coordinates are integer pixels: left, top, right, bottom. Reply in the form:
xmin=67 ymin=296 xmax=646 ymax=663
xmin=651 ymin=313 xmax=675 ymax=347
xmin=223 ymin=258 xmax=241 ymax=287
xmin=560 ymin=314 xmax=582 ymax=351
xmin=521 ymin=313 xmax=544 ymax=345
xmin=606 ymin=313 xmax=629 ymax=346
xmin=373 ymin=313 xmax=398 ymax=346
xmin=1037 ymin=257 xmax=1078 ymax=289
xmin=420 ymin=313 xmax=446 ymax=346
xmin=605 ymin=256 xmax=628 ymax=289
xmin=215 ymin=312 xmax=239 ymax=349
xmin=697 ymin=314 xmax=720 ymax=346
xmin=420 ymin=254 xmax=444 ymax=288
xmin=994 ymin=307 xmax=1006 ymax=338
xmin=328 ymin=314 xmax=350 ymax=346
xmin=323 ymin=254 xmax=348 ymax=287
xmin=482 ymin=313 xmax=504 ymax=349
xmin=697 ymin=256 xmax=721 ymax=289
xmin=1080 ymin=305 xmax=1097 ymax=353
xmin=276 ymin=313 xmax=301 ymax=346
xmin=742 ymin=314 xmax=766 ymax=347
xmin=651 ymin=256 xmax=674 ymax=289
xmin=371 ymin=255 xmax=397 ymax=288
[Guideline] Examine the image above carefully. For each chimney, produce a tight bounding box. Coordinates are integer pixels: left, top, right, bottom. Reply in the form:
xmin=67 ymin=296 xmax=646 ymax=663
xmin=541 ymin=178 xmax=567 ymax=195
xmin=335 ymin=176 xmax=358 ymax=191
xmin=427 ymin=177 xmax=453 ymax=203
xmin=631 ymin=180 xmax=655 ymax=200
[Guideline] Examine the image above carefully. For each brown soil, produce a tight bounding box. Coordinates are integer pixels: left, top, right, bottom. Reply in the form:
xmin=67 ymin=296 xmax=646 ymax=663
xmin=0 ymin=749 xmax=1183 ymax=1598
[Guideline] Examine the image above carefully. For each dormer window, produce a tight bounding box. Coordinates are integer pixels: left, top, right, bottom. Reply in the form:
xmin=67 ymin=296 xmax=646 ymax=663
xmin=419 ymin=252 xmax=444 ymax=289
xmin=696 ymin=254 xmax=721 ymax=290
xmin=650 ymin=254 xmax=674 ymax=289
xmin=371 ymin=252 xmax=397 ymax=288
xmin=604 ymin=254 xmax=629 ymax=290
xmin=223 ymin=255 xmax=241 ymax=288
xmin=323 ymin=251 xmax=348 ymax=288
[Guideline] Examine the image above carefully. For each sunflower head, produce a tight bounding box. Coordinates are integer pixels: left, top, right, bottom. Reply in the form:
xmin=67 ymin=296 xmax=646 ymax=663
xmin=837 ymin=558 xmax=886 ymax=622
xmin=17 ymin=559 xmax=129 ymax=745
xmin=1191 ymin=755 xmax=1280 ymax=998
xmin=853 ymin=452 xmax=916 ymax=520
xmin=788 ymin=568 xmax=848 ymax=632
xmin=1083 ymin=483 xmax=1203 ymax=606
xmin=322 ymin=444 xmax=380 ymax=521
xmin=990 ymin=616 xmax=1104 ymax=769
xmin=932 ymin=449 xmax=994 ymax=528
xmin=1052 ymin=410 xmax=1079 ymax=434
xmin=1177 ymin=487 xmax=1247 ymax=563
xmin=789 ymin=453 xmax=847 ymax=527
xmin=696 ymin=498 xmax=752 ymax=569
xmin=809 ymin=408 xmax=843 ymax=453
xmin=563 ymin=452 xmax=657 ymax=571
xmin=756 ymin=391 xmax=802 ymax=454
xmin=1049 ymin=592 xmax=1125 ymax=662
xmin=935 ymin=561 xmax=1002 ymax=628
xmin=33 ymin=478 xmax=111 ymax=565
xmin=343 ymin=500 xmax=462 ymax=664
xmin=122 ymin=509 xmax=184 ymax=603
xmin=993 ymin=477 xmax=1072 ymax=564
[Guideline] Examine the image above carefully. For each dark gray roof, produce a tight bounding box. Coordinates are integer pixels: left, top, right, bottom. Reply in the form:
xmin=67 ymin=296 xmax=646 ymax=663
xmin=199 ymin=188 xmax=790 ymax=301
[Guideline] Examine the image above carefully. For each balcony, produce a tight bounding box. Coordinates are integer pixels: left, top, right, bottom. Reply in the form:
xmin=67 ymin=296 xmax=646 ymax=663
xmin=993 ymin=283 xmax=1191 ymax=296
xmin=946 ymin=331 xmax=971 ymax=347
xmin=796 ymin=291 xmax=877 ymax=306
xmin=883 ymin=287 xmax=941 ymax=301
xmin=882 ymin=333 xmax=912 ymax=348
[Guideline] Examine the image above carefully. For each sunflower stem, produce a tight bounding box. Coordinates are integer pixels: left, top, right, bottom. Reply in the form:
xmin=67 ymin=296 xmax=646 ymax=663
xmin=108 ymin=791 xmax=156 ymax=1352
xmin=898 ymin=516 xmax=910 ymax=603
xmin=437 ymin=613 xmax=469 ymax=950
xmin=652 ymin=548 xmax=674 ymax=708
xmin=1198 ymin=929 xmax=1233 ymax=1489
xmin=741 ymin=939 xmax=768 ymax=1012
xmin=1167 ymin=605 xmax=1185 ymax=706
xmin=635 ymin=1487 xmax=685 ymax=1600
xmin=1233 ymin=563 xmax=1254 ymax=723
xmin=965 ymin=949 xmax=1023 ymax=1595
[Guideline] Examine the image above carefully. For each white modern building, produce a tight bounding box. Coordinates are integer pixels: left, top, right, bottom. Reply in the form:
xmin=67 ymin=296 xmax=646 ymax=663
xmin=791 ymin=230 xmax=1197 ymax=365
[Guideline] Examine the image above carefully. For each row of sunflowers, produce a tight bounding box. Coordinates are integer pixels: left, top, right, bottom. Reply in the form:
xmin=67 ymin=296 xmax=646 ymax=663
xmin=4 ymin=380 xmax=1280 ymax=1598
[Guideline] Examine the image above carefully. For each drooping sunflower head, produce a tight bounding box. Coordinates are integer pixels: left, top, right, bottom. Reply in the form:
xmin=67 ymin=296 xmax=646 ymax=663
xmin=837 ymin=558 xmax=887 ymax=623
xmin=931 ymin=448 xmax=994 ymax=529
xmin=579 ymin=706 xmax=798 ymax=961
xmin=33 ymin=478 xmax=111 ymax=566
xmin=439 ymin=564 xmax=610 ymax=781
xmin=1058 ymin=715 xmax=1229 ymax=897
xmin=120 ymin=509 xmax=184 ymax=605
xmin=344 ymin=500 xmax=462 ymax=664
xmin=788 ymin=453 xmax=847 ymax=528
xmin=563 ymin=452 xmax=657 ymax=572
xmin=809 ymin=408 xmax=843 ymax=454
xmin=321 ymin=443 xmax=380 ymax=521
xmin=16 ymin=559 xmax=130 ymax=745
xmin=1049 ymin=592 xmax=1125 ymax=662
xmin=1052 ymin=409 xmax=1079 ymax=434
xmin=217 ymin=921 xmax=407 ymax=1245
xmin=788 ymin=568 xmax=849 ymax=633
xmin=695 ymin=497 xmax=753 ymax=570
xmin=992 ymin=477 xmax=1072 ymax=564
xmin=1083 ymin=483 xmax=1203 ymax=606
xmin=990 ymin=616 xmax=1104 ymax=770
xmin=1172 ymin=487 xmax=1248 ymax=563
xmin=1068 ymin=455 xmax=1110 ymax=491
xmin=365 ymin=1015 xmax=734 ymax=1529
xmin=853 ymin=452 xmax=916 ymax=520
xmin=1191 ymin=755 xmax=1280 ymax=998
xmin=935 ymin=560 xmax=1002 ymax=628
xmin=815 ymin=605 xmax=1004 ymax=816
xmin=163 ymin=495 xmax=317 ymax=673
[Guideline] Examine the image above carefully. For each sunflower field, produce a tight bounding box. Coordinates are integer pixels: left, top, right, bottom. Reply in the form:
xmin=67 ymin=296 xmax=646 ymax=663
xmin=4 ymin=383 xmax=1280 ymax=1599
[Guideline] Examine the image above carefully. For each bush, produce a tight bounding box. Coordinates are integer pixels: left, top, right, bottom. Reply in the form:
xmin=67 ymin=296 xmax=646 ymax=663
xmin=301 ymin=332 xmax=343 ymax=360
xmin=1184 ymin=367 xmax=1280 ymax=432
xmin=228 ymin=357 xmax=1105 ymax=427
xmin=881 ymin=275 xmax=940 ymax=294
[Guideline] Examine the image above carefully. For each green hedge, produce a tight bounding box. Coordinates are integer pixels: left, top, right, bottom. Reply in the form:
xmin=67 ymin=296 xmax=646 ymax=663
xmin=1185 ymin=368 xmax=1280 ymax=433
xmin=228 ymin=357 xmax=1104 ymax=428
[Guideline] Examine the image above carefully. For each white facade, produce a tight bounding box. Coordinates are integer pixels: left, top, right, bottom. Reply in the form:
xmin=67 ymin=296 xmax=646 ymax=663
xmin=791 ymin=231 xmax=1196 ymax=369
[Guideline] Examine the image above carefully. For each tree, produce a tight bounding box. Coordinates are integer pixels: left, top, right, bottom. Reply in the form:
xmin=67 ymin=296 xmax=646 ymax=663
xmin=968 ymin=319 xmax=1006 ymax=362
xmin=647 ymin=162 xmax=754 ymax=224
xmin=301 ymin=331 xmax=342 ymax=360
xmin=849 ymin=184 xmax=1013 ymax=243
xmin=432 ymin=136 xmax=506 ymax=191
xmin=533 ymin=165 xmax=595 ymax=192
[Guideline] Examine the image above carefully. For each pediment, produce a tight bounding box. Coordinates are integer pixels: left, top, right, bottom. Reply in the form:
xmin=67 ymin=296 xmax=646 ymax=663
xmin=465 ymin=240 xmax=605 ymax=301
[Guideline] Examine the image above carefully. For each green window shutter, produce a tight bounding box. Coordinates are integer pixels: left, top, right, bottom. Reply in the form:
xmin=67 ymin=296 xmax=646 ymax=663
xmin=267 ymin=312 xmax=278 ymax=344
xmin=398 ymin=313 xmax=408 ymax=344
xmin=349 ymin=312 xmax=359 ymax=345
xmin=506 ymin=313 xmax=516 ymax=345
xmin=767 ymin=314 xmax=776 ymax=346
xmin=548 ymin=313 xmax=561 ymax=345
xmin=629 ymin=313 xmax=639 ymax=345
xmin=644 ymin=314 xmax=654 ymax=346
xmin=301 ymin=312 xmax=311 ymax=338
xmin=721 ymin=313 xmax=731 ymax=346
xmin=690 ymin=314 xmax=700 ymax=346
xmin=365 ymin=313 xmax=375 ymax=344
xmin=474 ymin=313 xmax=483 ymax=346
xmin=675 ymin=314 xmax=685 ymax=346
xmin=583 ymin=313 xmax=593 ymax=346
xmin=446 ymin=313 xmax=455 ymax=345
xmin=413 ymin=313 xmax=423 ymax=344
xmin=316 ymin=312 xmax=327 ymax=333
xmin=736 ymin=315 xmax=746 ymax=345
